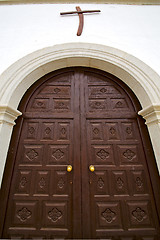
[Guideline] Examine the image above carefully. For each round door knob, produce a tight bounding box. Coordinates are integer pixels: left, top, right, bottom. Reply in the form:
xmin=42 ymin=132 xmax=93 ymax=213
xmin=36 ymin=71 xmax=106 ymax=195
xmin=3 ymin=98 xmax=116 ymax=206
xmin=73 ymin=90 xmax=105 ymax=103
xmin=67 ymin=165 xmax=72 ymax=172
xmin=89 ymin=165 xmax=95 ymax=172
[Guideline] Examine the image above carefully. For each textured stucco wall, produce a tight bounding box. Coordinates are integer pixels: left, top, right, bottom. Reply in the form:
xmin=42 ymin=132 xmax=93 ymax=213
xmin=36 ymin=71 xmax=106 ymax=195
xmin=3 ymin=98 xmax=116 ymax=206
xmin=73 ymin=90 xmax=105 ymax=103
xmin=0 ymin=4 xmax=160 ymax=75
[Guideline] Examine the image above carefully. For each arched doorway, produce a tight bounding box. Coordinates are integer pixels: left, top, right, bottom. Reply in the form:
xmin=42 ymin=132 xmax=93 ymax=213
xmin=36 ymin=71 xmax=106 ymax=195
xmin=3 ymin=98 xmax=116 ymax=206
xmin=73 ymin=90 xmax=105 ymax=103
xmin=0 ymin=67 xmax=160 ymax=239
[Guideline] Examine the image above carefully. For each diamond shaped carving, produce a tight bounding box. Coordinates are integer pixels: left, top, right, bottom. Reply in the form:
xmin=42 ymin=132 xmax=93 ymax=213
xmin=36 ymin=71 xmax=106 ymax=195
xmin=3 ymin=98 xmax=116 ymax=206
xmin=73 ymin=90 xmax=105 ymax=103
xmin=100 ymin=88 xmax=107 ymax=93
xmin=115 ymin=101 xmax=123 ymax=108
xmin=135 ymin=177 xmax=143 ymax=189
xmin=109 ymin=127 xmax=116 ymax=135
xmin=58 ymin=178 xmax=65 ymax=189
xmin=90 ymin=101 xmax=105 ymax=109
xmin=28 ymin=127 xmax=35 ymax=134
xmin=116 ymin=177 xmax=124 ymax=189
xmin=48 ymin=208 xmax=62 ymax=222
xmin=126 ymin=127 xmax=132 ymax=135
xmin=53 ymin=88 xmax=61 ymax=94
xmin=55 ymin=101 xmax=69 ymax=109
xmin=39 ymin=177 xmax=46 ymax=189
xmin=19 ymin=177 xmax=27 ymax=188
xmin=35 ymin=101 xmax=45 ymax=108
xmin=132 ymin=207 xmax=147 ymax=222
xmin=97 ymin=149 xmax=109 ymax=160
xmin=17 ymin=207 xmax=32 ymax=222
xmin=97 ymin=178 xmax=105 ymax=189
xmin=93 ymin=128 xmax=99 ymax=135
xmin=52 ymin=149 xmax=64 ymax=160
xmin=123 ymin=149 xmax=135 ymax=161
xmin=45 ymin=127 xmax=51 ymax=135
xmin=26 ymin=149 xmax=38 ymax=161
xmin=61 ymin=127 xmax=66 ymax=135
xmin=101 ymin=208 xmax=116 ymax=223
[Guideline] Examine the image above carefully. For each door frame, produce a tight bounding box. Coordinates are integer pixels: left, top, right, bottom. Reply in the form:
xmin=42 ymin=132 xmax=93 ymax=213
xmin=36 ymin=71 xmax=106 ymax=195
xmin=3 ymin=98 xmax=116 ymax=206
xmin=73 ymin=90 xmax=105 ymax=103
xmin=0 ymin=66 xmax=160 ymax=238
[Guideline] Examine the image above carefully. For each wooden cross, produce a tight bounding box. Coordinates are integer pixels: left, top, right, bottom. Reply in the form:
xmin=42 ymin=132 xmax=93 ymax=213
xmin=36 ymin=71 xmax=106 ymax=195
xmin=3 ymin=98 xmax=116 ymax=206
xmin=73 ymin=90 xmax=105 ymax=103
xmin=60 ymin=6 xmax=101 ymax=36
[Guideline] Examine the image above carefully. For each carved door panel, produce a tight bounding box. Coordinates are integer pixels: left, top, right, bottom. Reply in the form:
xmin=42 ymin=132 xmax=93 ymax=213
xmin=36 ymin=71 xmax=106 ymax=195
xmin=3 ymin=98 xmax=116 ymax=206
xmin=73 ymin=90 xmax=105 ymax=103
xmin=81 ymin=70 xmax=160 ymax=239
xmin=1 ymin=68 xmax=160 ymax=239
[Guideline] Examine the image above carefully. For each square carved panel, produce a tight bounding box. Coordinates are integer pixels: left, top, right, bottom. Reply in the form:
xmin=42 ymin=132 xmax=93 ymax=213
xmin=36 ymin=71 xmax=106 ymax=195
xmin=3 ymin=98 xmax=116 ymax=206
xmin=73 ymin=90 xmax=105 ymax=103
xmin=42 ymin=202 xmax=67 ymax=228
xmin=12 ymin=201 xmax=38 ymax=227
xmin=117 ymin=145 xmax=141 ymax=165
xmin=48 ymin=145 xmax=69 ymax=164
xmin=21 ymin=145 xmax=43 ymax=165
xmin=126 ymin=201 xmax=155 ymax=229
xmin=92 ymin=145 xmax=115 ymax=165
xmin=96 ymin=201 xmax=122 ymax=229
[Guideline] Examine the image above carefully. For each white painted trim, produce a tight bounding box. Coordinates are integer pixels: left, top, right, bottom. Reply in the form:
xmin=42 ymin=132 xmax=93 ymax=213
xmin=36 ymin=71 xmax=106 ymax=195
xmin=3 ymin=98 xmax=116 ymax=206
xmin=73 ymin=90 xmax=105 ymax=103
xmin=139 ymin=104 xmax=160 ymax=172
xmin=1 ymin=43 xmax=160 ymax=109
xmin=0 ymin=42 xmax=160 ymax=185
xmin=0 ymin=105 xmax=21 ymax=126
xmin=139 ymin=104 xmax=160 ymax=126
xmin=0 ymin=106 xmax=22 ymax=186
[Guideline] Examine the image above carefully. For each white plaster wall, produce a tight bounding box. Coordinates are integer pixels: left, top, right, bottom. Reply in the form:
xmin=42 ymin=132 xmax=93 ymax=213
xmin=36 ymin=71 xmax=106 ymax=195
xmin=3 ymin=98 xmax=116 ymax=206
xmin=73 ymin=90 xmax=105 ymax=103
xmin=0 ymin=4 xmax=160 ymax=76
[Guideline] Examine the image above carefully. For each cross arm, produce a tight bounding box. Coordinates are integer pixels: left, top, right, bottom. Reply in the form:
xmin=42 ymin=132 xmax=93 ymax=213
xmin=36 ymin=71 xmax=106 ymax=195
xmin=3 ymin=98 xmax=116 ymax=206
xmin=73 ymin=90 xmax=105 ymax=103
xmin=60 ymin=10 xmax=100 ymax=15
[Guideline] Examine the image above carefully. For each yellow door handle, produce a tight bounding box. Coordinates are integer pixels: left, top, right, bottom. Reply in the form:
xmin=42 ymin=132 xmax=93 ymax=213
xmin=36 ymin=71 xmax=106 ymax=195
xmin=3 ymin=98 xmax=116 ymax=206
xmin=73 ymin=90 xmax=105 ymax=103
xmin=89 ymin=165 xmax=95 ymax=172
xmin=67 ymin=165 xmax=72 ymax=172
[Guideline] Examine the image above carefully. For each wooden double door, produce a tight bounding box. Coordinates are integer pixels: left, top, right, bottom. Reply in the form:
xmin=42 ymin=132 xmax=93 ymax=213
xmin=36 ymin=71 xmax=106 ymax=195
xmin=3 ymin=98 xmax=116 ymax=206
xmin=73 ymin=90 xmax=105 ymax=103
xmin=1 ymin=68 xmax=160 ymax=239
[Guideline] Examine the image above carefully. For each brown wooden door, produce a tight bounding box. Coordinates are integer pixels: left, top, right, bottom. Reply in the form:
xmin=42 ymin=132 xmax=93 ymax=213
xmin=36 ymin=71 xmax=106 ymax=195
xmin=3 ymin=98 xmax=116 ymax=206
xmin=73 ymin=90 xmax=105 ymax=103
xmin=81 ymin=69 xmax=160 ymax=239
xmin=1 ymin=68 xmax=160 ymax=239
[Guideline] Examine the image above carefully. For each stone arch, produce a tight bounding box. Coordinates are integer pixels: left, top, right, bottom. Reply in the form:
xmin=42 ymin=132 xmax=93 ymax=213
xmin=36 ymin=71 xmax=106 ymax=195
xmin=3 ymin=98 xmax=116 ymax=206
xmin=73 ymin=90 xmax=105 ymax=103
xmin=0 ymin=42 xmax=160 ymax=185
